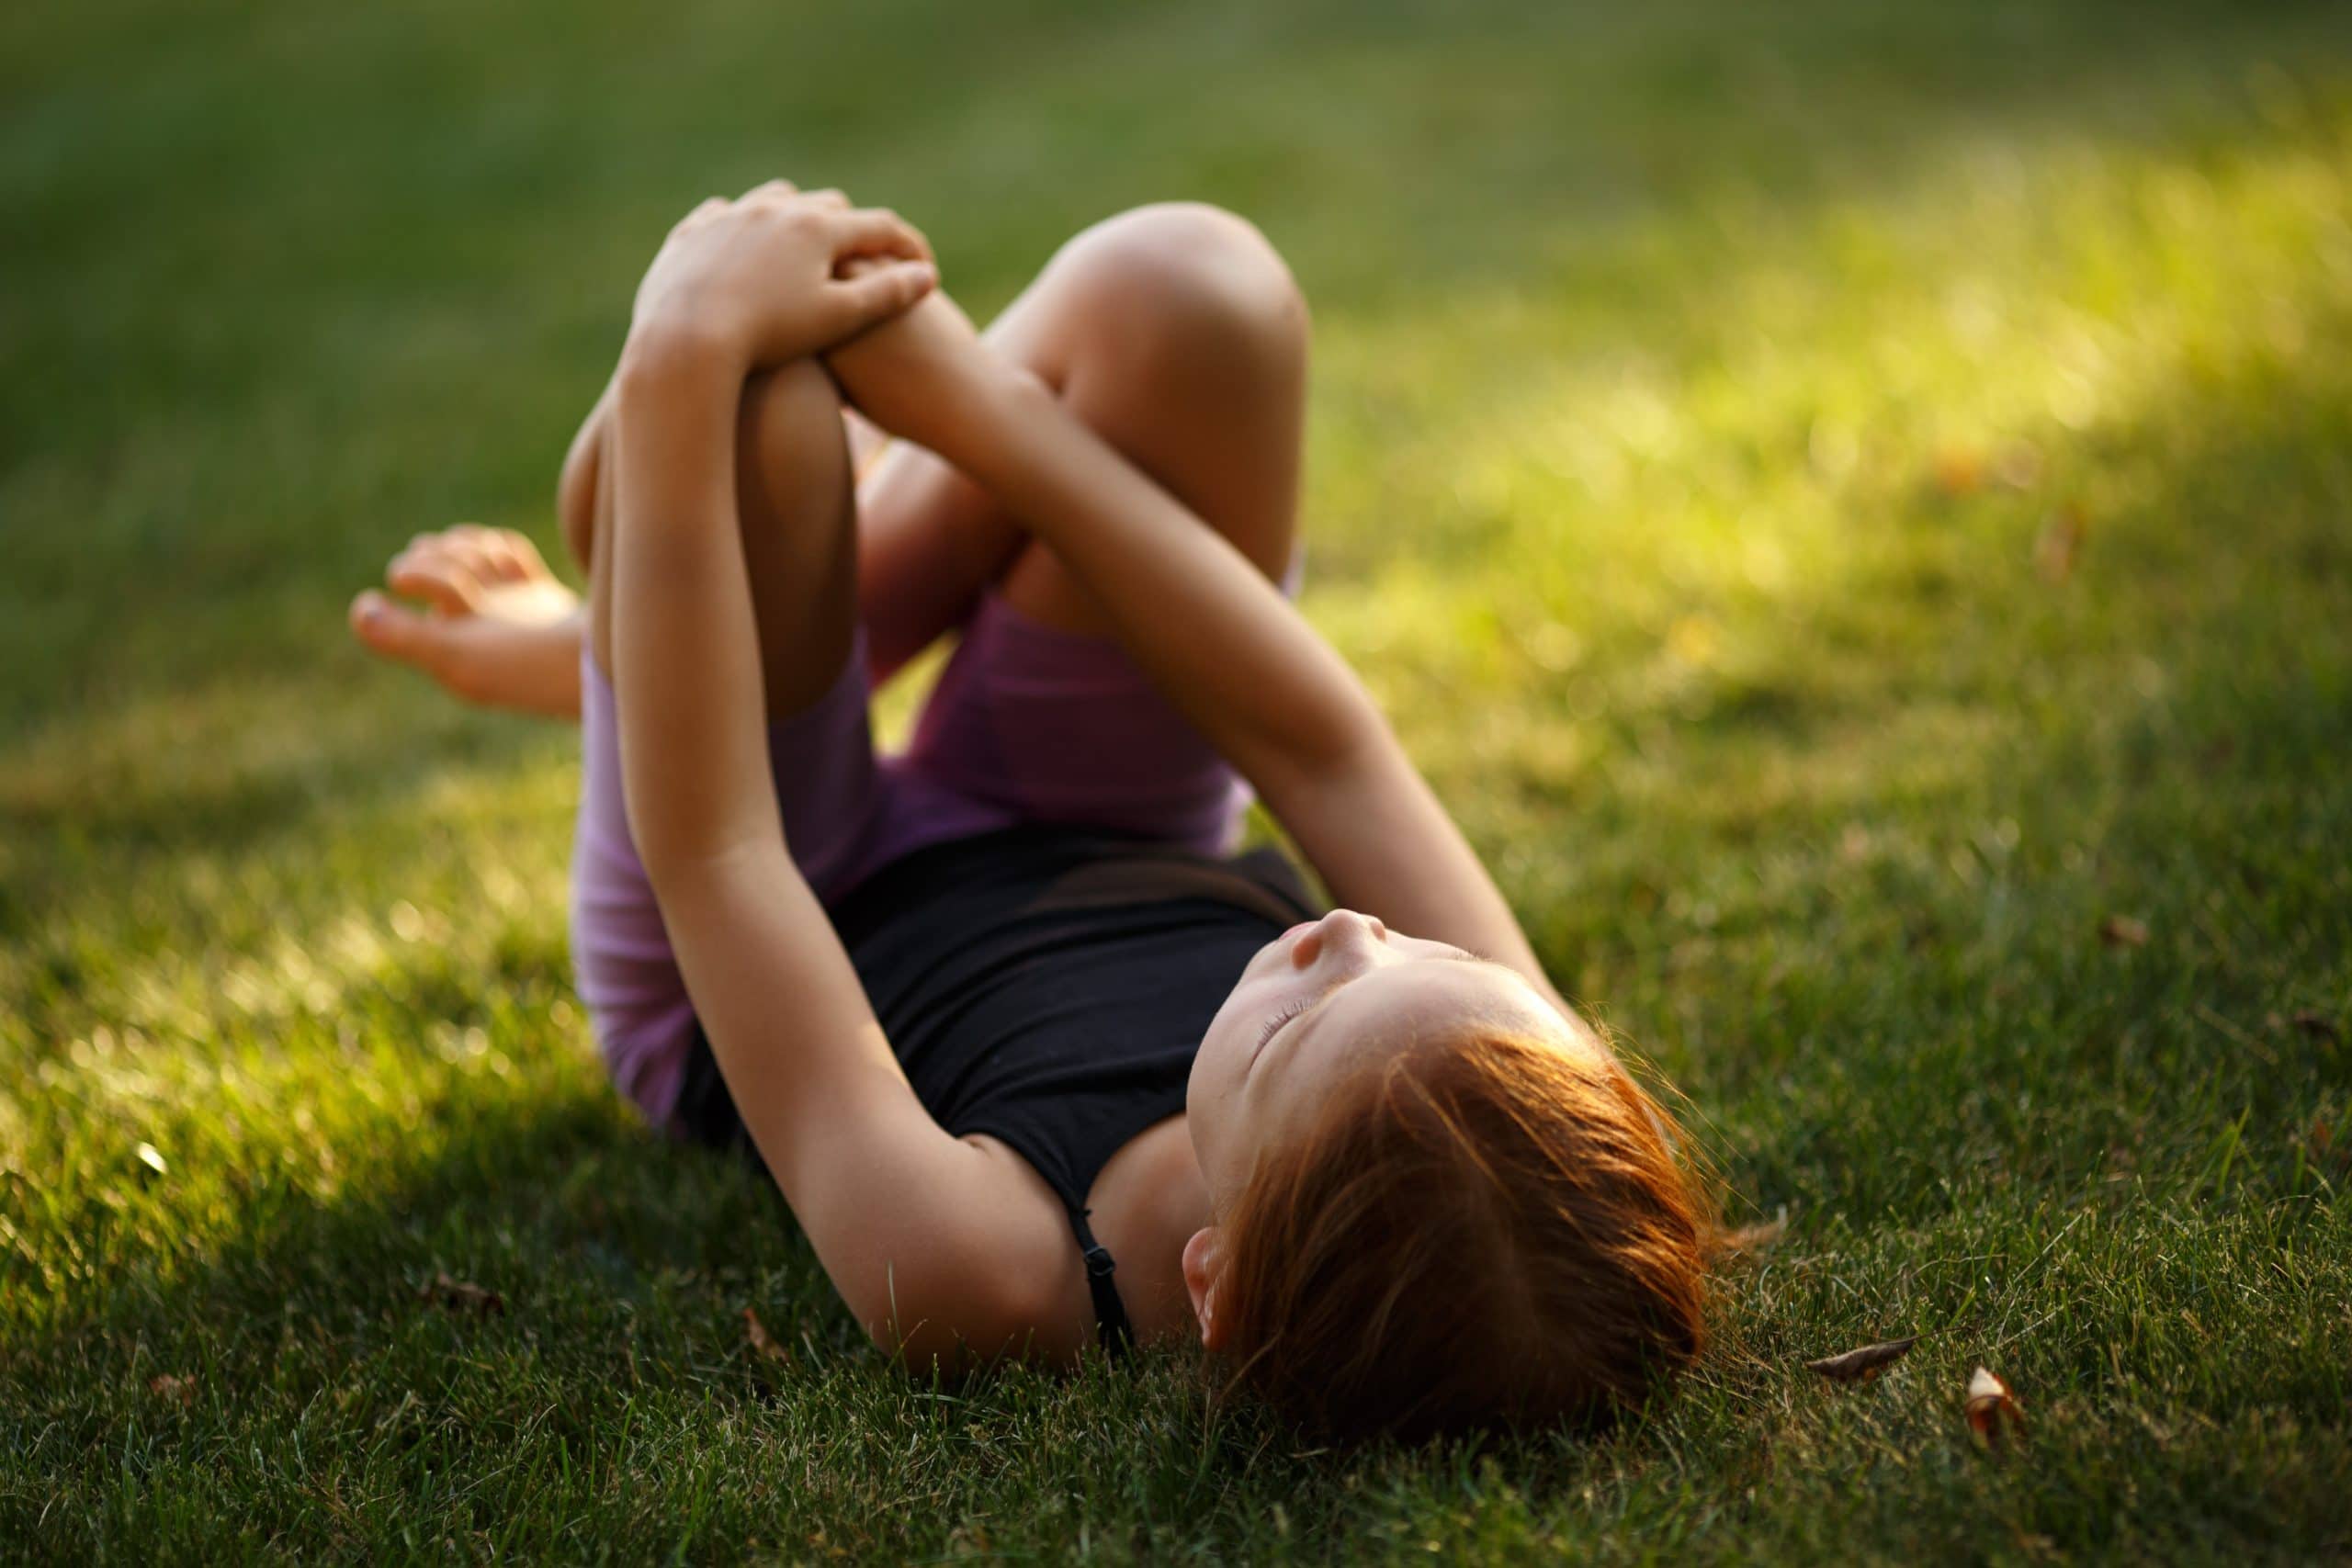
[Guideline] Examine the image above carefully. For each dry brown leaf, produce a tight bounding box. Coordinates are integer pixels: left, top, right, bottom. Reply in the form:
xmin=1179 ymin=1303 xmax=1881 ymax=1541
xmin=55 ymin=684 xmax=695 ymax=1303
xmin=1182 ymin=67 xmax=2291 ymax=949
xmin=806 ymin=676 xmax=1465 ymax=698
xmin=1965 ymin=1365 xmax=2027 ymax=1449
xmin=417 ymin=1271 xmax=504 ymax=1316
xmin=1933 ymin=448 xmax=1985 ymax=498
xmin=742 ymin=1307 xmax=791 ymax=1367
xmin=2290 ymin=1010 xmax=2340 ymax=1044
xmin=2035 ymin=506 xmax=2088 ymax=583
xmin=1804 ymin=1336 xmax=1918 ymax=1384
xmin=148 ymin=1372 xmax=197 ymax=1405
xmin=2098 ymin=914 xmax=2150 ymax=949
xmin=1719 ymin=1210 xmax=1789 ymax=1255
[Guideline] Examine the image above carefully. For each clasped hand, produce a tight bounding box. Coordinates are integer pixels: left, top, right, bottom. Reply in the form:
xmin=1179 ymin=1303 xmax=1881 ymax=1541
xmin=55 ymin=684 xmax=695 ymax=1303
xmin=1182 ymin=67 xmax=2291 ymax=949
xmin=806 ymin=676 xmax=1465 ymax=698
xmin=625 ymin=180 xmax=1008 ymax=461
xmin=626 ymin=180 xmax=939 ymax=371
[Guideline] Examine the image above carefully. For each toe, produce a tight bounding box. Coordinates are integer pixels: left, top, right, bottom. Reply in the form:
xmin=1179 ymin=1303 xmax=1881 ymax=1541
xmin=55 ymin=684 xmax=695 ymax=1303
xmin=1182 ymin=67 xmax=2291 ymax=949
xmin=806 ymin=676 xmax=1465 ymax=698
xmin=351 ymin=591 xmax=436 ymax=666
xmin=389 ymin=555 xmax=484 ymax=615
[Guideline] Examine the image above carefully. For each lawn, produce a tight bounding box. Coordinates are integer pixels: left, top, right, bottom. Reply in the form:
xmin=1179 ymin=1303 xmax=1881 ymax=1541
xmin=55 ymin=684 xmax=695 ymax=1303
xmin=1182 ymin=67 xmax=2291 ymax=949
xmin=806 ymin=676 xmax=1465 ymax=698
xmin=5 ymin=0 xmax=2350 ymax=1558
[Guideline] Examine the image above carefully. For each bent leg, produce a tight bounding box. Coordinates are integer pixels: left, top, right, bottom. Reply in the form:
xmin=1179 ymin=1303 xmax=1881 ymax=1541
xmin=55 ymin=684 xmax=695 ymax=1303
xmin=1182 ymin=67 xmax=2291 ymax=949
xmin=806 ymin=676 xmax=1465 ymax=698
xmin=865 ymin=203 xmax=1311 ymax=849
xmin=854 ymin=201 xmax=1307 ymax=672
xmin=986 ymin=200 xmax=1307 ymax=629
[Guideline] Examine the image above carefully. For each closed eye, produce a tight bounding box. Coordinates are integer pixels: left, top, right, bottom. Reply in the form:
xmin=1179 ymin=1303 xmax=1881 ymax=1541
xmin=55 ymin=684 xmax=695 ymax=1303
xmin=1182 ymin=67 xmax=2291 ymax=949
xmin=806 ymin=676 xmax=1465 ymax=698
xmin=1250 ymin=995 xmax=1316 ymax=1061
xmin=1247 ymin=947 xmax=1497 ymax=1072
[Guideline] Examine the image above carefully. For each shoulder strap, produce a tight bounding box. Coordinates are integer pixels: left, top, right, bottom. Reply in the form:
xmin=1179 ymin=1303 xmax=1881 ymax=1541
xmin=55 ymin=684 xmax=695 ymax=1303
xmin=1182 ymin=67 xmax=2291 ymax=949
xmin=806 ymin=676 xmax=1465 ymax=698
xmin=1068 ymin=1207 xmax=1134 ymax=1355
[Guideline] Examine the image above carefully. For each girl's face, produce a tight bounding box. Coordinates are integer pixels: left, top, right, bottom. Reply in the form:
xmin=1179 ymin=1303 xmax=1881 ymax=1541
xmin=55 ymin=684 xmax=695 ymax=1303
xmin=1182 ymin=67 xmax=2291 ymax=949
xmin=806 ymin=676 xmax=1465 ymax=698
xmin=1185 ymin=908 xmax=1587 ymax=1212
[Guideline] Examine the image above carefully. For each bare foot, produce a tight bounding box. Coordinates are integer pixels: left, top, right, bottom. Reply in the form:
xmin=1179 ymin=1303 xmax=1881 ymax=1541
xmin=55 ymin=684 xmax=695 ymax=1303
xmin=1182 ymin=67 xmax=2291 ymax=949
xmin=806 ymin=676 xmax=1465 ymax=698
xmin=350 ymin=525 xmax=584 ymax=720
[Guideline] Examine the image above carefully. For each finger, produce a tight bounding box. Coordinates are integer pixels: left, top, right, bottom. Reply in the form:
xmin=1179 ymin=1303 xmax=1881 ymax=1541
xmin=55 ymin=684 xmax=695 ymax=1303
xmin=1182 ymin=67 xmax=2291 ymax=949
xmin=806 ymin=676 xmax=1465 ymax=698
xmin=673 ymin=196 xmax=727 ymax=235
xmin=740 ymin=177 xmax=798 ymax=205
xmin=825 ymin=261 xmax=938 ymax=333
xmin=494 ymin=527 xmax=550 ymax=574
xmin=390 ymin=537 xmax=456 ymax=581
xmin=825 ymin=207 xmax=932 ymax=264
xmin=388 ymin=554 xmax=486 ymax=615
xmin=350 ymin=591 xmax=450 ymax=674
xmin=448 ymin=523 xmax=532 ymax=583
xmin=800 ymin=187 xmax=850 ymax=210
xmin=435 ymin=526 xmax=501 ymax=581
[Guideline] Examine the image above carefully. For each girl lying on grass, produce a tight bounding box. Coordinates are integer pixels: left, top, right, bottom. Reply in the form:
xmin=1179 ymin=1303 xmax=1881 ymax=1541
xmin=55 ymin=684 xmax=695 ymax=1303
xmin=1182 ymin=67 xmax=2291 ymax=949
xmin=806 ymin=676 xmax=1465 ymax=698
xmin=350 ymin=186 xmax=1707 ymax=1441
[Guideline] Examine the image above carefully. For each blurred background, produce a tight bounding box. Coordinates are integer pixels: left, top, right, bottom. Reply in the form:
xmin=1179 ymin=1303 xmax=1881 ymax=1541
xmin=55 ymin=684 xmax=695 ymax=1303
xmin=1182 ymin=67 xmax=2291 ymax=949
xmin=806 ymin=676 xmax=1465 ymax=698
xmin=5 ymin=0 xmax=2350 ymax=1556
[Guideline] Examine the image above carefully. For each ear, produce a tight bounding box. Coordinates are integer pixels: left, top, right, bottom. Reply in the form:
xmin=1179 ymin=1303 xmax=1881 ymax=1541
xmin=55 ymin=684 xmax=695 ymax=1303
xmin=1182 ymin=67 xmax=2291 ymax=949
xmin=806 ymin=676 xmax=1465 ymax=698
xmin=1182 ymin=1226 xmax=1229 ymax=1351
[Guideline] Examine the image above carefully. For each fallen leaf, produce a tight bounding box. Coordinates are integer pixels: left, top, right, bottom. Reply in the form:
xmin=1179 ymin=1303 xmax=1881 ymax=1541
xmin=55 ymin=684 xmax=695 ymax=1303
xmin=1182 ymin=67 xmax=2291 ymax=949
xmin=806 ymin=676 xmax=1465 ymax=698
xmin=148 ymin=1372 xmax=197 ymax=1406
xmin=743 ymin=1307 xmax=791 ymax=1367
xmin=1719 ymin=1207 xmax=1789 ymax=1255
xmin=1965 ymin=1365 xmax=2027 ymax=1449
xmin=2098 ymin=915 xmax=2150 ymax=949
xmin=2035 ymin=506 xmax=2088 ymax=583
xmin=417 ymin=1271 xmax=504 ymax=1316
xmin=1933 ymin=447 xmax=1984 ymax=498
xmin=1804 ymin=1336 xmax=1918 ymax=1384
xmin=2290 ymin=1010 xmax=2340 ymax=1045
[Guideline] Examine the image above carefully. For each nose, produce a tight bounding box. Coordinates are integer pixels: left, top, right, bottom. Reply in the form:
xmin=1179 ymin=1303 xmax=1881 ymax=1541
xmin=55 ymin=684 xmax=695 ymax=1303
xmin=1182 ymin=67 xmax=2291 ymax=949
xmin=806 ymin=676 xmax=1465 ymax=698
xmin=1288 ymin=908 xmax=1387 ymax=968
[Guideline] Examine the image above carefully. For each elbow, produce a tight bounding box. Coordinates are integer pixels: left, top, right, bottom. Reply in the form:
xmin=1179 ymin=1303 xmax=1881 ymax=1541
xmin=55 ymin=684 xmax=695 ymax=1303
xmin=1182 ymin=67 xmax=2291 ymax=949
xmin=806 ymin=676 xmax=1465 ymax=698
xmin=856 ymin=1254 xmax=1073 ymax=1373
xmin=633 ymin=830 xmax=780 ymax=912
xmin=1256 ymin=698 xmax=1391 ymax=807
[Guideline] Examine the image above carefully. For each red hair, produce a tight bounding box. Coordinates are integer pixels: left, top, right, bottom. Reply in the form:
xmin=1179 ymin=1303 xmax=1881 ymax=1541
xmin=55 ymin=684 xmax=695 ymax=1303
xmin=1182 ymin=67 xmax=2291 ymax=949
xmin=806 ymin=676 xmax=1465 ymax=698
xmin=1213 ymin=1029 xmax=1708 ymax=1442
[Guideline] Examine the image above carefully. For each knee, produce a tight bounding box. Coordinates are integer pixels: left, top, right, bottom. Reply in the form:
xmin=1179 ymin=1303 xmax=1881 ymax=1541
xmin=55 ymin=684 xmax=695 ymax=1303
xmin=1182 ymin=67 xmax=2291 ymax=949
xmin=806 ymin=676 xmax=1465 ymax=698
xmin=560 ymin=360 xmax=844 ymax=569
xmin=740 ymin=356 xmax=843 ymax=466
xmin=1048 ymin=202 xmax=1307 ymax=389
xmin=736 ymin=356 xmax=851 ymax=536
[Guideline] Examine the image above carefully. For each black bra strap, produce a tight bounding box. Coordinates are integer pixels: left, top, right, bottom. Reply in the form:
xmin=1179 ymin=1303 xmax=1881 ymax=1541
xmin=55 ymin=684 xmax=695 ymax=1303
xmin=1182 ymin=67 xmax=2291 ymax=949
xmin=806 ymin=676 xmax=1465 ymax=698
xmin=1068 ymin=1207 xmax=1133 ymax=1355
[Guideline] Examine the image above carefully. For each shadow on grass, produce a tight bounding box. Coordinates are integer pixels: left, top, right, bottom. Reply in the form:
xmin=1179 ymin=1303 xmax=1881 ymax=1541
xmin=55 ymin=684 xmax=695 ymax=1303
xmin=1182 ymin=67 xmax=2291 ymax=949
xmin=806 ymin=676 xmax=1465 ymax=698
xmin=4 ymin=1053 xmax=1296 ymax=1557
xmin=6 ymin=1062 xmax=803 ymax=1402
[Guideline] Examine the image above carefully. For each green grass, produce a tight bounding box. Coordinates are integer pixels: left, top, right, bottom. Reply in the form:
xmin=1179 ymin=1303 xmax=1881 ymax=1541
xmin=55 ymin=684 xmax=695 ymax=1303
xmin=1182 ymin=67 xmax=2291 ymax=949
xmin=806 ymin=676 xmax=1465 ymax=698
xmin=6 ymin=0 xmax=2351 ymax=1558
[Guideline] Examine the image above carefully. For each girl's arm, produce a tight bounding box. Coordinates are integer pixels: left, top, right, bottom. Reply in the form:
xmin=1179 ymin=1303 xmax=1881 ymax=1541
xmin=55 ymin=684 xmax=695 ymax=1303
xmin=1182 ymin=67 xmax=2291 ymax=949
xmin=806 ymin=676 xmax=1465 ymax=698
xmin=829 ymin=307 xmax=1584 ymax=1029
xmin=608 ymin=192 xmax=1091 ymax=1365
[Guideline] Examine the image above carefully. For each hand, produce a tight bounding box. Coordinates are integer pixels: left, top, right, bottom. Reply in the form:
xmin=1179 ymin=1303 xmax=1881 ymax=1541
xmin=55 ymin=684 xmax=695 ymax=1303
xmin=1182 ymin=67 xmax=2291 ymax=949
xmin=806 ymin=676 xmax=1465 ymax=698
xmin=628 ymin=182 xmax=937 ymax=373
xmin=349 ymin=525 xmax=584 ymax=719
xmin=822 ymin=260 xmax=1006 ymax=461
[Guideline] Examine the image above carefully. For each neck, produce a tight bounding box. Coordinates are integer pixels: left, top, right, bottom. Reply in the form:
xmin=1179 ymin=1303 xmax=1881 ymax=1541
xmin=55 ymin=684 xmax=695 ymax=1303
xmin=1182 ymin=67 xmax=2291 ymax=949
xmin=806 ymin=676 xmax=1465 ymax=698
xmin=1084 ymin=1114 xmax=1212 ymax=1343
